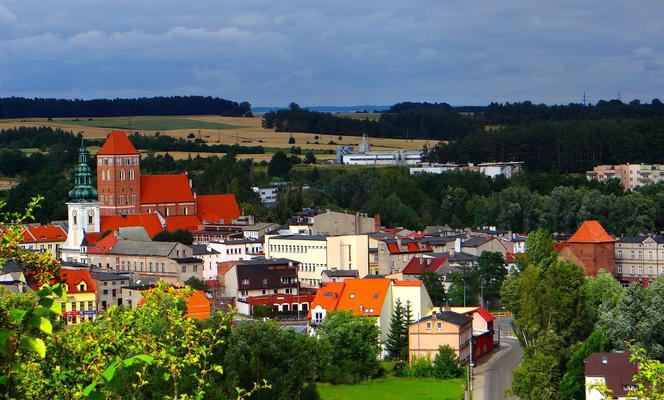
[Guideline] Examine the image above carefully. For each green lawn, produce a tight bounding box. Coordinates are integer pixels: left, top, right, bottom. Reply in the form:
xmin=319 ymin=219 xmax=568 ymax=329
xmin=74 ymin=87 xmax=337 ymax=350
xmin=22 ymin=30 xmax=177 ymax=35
xmin=317 ymin=377 xmax=465 ymax=400
xmin=51 ymin=117 xmax=242 ymax=131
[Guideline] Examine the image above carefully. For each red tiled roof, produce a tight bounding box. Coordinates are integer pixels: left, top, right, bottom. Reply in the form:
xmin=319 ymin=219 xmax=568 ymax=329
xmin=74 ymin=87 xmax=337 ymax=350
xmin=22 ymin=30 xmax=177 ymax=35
xmin=83 ymin=232 xmax=102 ymax=246
xmin=474 ymin=307 xmax=496 ymax=322
xmin=387 ymin=241 xmax=433 ymax=254
xmin=140 ymin=174 xmax=195 ymax=204
xmin=402 ymin=256 xmax=448 ymax=275
xmin=60 ymin=268 xmax=97 ymax=294
xmin=308 ymin=282 xmax=345 ymax=318
xmin=21 ymin=225 xmax=67 ymax=243
xmin=165 ymin=215 xmax=202 ymax=232
xmin=196 ymin=194 xmax=241 ymax=223
xmin=336 ymin=279 xmax=391 ymax=317
xmin=505 ymin=253 xmax=515 ymax=263
xmin=87 ymin=232 xmax=117 ymax=254
xmin=568 ymin=220 xmax=614 ymax=243
xmin=555 ymin=242 xmax=569 ymax=252
xmin=584 ymin=352 xmax=638 ymax=397
xmin=97 ymin=131 xmax=139 ymax=155
xmin=100 ymin=214 xmax=163 ymax=238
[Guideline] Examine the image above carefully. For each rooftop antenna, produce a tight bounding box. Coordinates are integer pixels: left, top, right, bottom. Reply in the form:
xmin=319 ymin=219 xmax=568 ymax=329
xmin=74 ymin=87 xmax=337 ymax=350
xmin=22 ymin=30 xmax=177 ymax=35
xmin=583 ymin=91 xmax=587 ymax=106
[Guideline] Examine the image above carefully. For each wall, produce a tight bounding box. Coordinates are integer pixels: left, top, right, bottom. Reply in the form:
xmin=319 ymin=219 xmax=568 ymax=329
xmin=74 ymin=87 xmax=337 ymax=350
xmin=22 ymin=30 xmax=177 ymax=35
xmin=326 ymin=235 xmax=370 ymax=277
xmin=97 ymin=155 xmax=140 ymax=216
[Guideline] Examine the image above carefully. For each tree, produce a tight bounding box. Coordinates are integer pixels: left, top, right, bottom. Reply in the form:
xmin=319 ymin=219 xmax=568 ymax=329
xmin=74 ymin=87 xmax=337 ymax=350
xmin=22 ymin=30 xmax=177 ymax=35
xmin=432 ymin=345 xmax=463 ymax=379
xmin=221 ymin=321 xmax=319 ymax=400
xmin=509 ymin=351 xmax=561 ymax=400
xmin=418 ymin=270 xmax=447 ymax=306
xmin=559 ymin=328 xmax=610 ymax=400
xmin=317 ymin=311 xmax=381 ymax=384
xmin=385 ymin=298 xmax=407 ymax=360
xmin=153 ymin=229 xmax=193 ymax=245
xmin=304 ymin=151 xmax=317 ymax=164
xmin=268 ymin=150 xmax=293 ymax=179
xmin=477 ymin=251 xmax=507 ymax=308
xmin=184 ymin=276 xmax=207 ymax=291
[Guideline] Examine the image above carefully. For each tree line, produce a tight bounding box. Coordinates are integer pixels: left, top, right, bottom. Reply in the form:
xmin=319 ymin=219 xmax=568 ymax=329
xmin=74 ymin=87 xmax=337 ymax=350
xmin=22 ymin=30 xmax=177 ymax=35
xmin=0 ymin=96 xmax=252 ymax=118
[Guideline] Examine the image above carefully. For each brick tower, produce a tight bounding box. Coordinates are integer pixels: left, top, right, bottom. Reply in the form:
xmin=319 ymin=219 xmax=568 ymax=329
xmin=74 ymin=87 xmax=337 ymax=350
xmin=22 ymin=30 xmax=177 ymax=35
xmin=96 ymin=131 xmax=141 ymax=216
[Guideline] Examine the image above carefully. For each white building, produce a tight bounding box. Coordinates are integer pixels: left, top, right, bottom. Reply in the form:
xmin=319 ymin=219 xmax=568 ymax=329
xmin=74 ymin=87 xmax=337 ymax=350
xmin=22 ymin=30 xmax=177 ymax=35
xmin=252 ymin=186 xmax=279 ymax=205
xmin=410 ymin=162 xmax=524 ymax=178
xmin=342 ymin=150 xmax=422 ymax=166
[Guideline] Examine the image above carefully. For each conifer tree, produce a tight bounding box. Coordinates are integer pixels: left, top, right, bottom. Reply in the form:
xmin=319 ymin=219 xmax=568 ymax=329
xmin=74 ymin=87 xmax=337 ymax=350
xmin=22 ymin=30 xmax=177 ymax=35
xmin=386 ymin=298 xmax=405 ymax=359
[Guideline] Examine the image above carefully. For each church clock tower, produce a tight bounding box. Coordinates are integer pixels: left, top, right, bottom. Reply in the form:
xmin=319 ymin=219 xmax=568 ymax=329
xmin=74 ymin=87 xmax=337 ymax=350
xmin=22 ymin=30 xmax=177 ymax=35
xmin=61 ymin=142 xmax=100 ymax=263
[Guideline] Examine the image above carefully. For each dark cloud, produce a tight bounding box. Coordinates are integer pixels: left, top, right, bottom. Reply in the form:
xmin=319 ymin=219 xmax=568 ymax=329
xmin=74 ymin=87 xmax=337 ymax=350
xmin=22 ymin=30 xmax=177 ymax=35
xmin=1 ymin=1 xmax=663 ymax=105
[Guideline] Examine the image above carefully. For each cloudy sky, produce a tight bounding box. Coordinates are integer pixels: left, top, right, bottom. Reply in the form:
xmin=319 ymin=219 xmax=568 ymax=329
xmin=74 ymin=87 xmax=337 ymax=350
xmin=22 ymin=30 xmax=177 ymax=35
xmin=0 ymin=1 xmax=663 ymax=106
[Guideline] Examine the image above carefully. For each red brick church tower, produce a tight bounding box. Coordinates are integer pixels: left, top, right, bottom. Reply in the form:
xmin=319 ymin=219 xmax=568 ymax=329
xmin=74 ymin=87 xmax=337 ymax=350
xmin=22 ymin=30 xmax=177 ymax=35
xmin=97 ymin=131 xmax=141 ymax=216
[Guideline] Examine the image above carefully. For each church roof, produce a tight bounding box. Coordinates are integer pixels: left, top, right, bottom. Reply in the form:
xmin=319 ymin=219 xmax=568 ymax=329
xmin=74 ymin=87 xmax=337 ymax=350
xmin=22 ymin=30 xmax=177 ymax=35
xmin=165 ymin=215 xmax=202 ymax=232
xmin=196 ymin=194 xmax=241 ymax=224
xmin=97 ymin=131 xmax=139 ymax=155
xmin=140 ymin=174 xmax=195 ymax=204
xmin=100 ymin=214 xmax=163 ymax=238
xmin=568 ymin=220 xmax=614 ymax=243
xmin=68 ymin=143 xmax=98 ymax=201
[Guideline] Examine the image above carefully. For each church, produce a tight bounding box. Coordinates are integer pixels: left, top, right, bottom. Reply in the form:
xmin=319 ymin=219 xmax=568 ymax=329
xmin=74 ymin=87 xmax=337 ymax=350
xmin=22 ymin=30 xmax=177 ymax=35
xmin=60 ymin=131 xmax=241 ymax=262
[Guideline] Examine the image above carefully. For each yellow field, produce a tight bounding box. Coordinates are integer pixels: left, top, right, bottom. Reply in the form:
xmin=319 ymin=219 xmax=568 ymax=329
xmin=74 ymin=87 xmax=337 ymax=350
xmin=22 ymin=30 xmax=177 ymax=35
xmin=0 ymin=115 xmax=430 ymax=154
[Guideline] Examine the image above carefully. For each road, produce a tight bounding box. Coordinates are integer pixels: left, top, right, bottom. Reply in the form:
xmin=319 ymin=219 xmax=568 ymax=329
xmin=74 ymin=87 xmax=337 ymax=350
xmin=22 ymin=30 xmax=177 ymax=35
xmin=472 ymin=318 xmax=523 ymax=400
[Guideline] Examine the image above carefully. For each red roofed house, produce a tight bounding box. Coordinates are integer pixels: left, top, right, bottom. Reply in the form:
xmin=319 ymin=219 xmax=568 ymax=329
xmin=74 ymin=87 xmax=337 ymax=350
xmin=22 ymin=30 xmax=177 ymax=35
xmin=27 ymin=267 xmax=98 ymax=325
xmin=585 ymin=352 xmax=638 ymax=400
xmin=309 ymin=278 xmax=434 ymax=356
xmin=196 ymin=194 xmax=242 ymax=224
xmin=100 ymin=213 xmax=164 ymax=238
xmin=19 ymin=224 xmax=68 ymax=258
xmin=558 ymin=220 xmax=616 ymax=276
xmin=448 ymin=306 xmax=496 ymax=361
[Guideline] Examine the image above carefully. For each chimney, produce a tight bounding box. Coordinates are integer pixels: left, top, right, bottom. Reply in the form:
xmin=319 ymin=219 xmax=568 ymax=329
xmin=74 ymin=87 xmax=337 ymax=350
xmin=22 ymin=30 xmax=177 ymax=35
xmin=431 ymin=310 xmax=437 ymax=320
xmin=374 ymin=213 xmax=381 ymax=232
xmin=454 ymin=238 xmax=461 ymax=253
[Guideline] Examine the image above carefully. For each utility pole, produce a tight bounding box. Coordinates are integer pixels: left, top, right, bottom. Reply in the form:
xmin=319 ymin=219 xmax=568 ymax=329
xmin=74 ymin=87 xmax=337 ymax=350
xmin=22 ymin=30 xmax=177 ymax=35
xmin=583 ymin=91 xmax=587 ymax=106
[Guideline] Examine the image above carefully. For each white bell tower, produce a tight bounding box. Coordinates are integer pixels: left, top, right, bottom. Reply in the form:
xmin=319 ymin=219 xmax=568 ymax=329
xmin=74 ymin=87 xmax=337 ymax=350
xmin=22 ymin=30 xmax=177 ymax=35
xmin=61 ymin=142 xmax=100 ymax=263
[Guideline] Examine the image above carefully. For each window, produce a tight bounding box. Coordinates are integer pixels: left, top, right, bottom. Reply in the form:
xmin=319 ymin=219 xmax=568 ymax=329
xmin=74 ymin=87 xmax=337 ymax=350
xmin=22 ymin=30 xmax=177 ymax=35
xmin=103 ymin=289 xmax=109 ymax=295
xmin=239 ymin=290 xmax=248 ymax=296
xmin=241 ymin=278 xmax=250 ymax=285
xmin=193 ymin=265 xmax=198 ymax=272
xmin=617 ymin=265 xmax=623 ymax=273
xmin=631 ymin=266 xmax=636 ymax=274
xmin=437 ymin=322 xmax=442 ymax=330
xmin=181 ymin=265 xmax=187 ymax=273
xmin=88 ymin=301 xmax=93 ymax=310
xmin=638 ymin=266 xmax=643 ymax=275
xmin=88 ymin=214 xmax=93 ymax=224
xmin=426 ymin=322 xmax=431 ymax=330
xmin=120 ymin=170 xmax=125 ymax=180
xmin=262 ymin=278 xmax=268 ymax=285
xmin=129 ymin=170 xmax=135 ymax=180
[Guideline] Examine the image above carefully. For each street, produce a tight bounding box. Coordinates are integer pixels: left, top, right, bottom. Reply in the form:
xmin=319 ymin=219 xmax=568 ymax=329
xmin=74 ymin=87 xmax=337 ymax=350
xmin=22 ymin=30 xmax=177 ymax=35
xmin=472 ymin=318 xmax=523 ymax=400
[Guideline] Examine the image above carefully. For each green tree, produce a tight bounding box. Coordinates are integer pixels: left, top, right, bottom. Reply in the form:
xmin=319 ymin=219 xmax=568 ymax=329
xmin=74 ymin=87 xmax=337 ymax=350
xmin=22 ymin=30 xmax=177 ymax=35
xmin=477 ymin=251 xmax=507 ymax=308
xmin=385 ymin=298 xmax=406 ymax=359
xmin=221 ymin=320 xmax=319 ymax=400
xmin=268 ymin=150 xmax=293 ymax=179
xmin=317 ymin=311 xmax=381 ymax=384
xmin=184 ymin=276 xmax=207 ymax=291
xmin=509 ymin=351 xmax=561 ymax=400
xmin=153 ymin=229 xmax=193 ymax=245
xmin=418 ymin=270 xmax=447 ymax=306
xmin=559 ymin=328 xmax=610 ymax=400
xmin=304 ymin=151 xmax=317 ymax=164
xmin=432 ymin=345 xmax=463 ymax=379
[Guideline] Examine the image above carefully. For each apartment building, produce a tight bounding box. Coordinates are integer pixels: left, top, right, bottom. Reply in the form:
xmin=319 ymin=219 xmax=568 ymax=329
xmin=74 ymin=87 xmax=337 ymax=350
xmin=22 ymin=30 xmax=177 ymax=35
xmin=264 ymin=234 xmax=369 ymax=287
xmin=222 ymin=257 xmax=300 ymax=300
xmin=19 ymin=224 xmax=68 ymax=259
xmin=615 ymin=235 xmax=664 ymax=285
xmin=586 ymin=163 xmax=664 ymax=190
xmin=87 ymin=239 xmax=203 ymax=284
xmin=408 ymin=310 xmax=474 ymax=365
xmin=90 ymin=271 xmax=129 ymax=310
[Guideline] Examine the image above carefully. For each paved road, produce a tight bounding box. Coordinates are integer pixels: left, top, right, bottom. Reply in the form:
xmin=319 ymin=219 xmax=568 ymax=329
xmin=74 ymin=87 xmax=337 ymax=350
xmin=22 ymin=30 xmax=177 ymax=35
xmin=472 ymin=336 xmax=523 ymax=400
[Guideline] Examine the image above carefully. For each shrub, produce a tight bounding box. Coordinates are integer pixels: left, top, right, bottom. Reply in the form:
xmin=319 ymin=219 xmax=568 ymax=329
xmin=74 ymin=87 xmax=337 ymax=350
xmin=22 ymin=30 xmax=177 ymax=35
xmin=433 ymin=345 xmax=463 ymax=379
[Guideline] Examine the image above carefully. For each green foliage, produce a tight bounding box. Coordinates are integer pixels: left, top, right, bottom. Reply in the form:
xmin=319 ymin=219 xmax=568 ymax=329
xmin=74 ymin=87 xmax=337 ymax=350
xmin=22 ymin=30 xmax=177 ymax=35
xmin=508 ymin=351 xmax=561 ymax=400
xmin=477 ymin=251 xmax=507 ymax=307
xmin=221 ymin=320 xmax=319 ymax=400
xmin=268 ymin=151 xmax=293 ymax=179
xmin=317 ymin=311 xmax=382 ymax=384
xmin=559 ymin=328 xmax=610 ymax=400
xmin=417 ymin=270 xmax=447 ymax=307
xmin=153 ymin=229 xmax=194 ymax=245
xmin=385 ymin=298 xmax=409 ymax=360
xmin=184 ymin=276 xmax=207 ymax=291
xmin=303 ymin=151 xmax=317 ymax=164
xmin=432 ymin=345 xmax=463 ymax=379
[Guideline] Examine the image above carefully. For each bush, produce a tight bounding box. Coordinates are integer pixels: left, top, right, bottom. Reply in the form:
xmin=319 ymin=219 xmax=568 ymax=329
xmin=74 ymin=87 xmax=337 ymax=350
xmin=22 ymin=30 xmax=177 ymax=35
xmin=409 ymin=356 xmax=436 ymax=378
xmin=252 ymin=304 xmax=273 ymax=318
xmin=288 ymin=136 xmax=296 ymax=144
xmin=433 ymin=345 xmax=463 ymax=378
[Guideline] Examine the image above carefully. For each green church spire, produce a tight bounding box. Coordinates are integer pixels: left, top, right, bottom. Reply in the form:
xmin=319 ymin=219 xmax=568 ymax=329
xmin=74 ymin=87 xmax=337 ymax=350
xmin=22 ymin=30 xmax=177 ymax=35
xmin=68 ymin=141 xmax=98 ymax=201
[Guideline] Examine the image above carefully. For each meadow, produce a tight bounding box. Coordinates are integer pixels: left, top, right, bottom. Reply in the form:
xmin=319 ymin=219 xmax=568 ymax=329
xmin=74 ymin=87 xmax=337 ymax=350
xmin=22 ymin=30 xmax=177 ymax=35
xmin=0 ymin=115 xmax=430 ymax=164
xmin=317 ymin=377 xmax=465 ymax=400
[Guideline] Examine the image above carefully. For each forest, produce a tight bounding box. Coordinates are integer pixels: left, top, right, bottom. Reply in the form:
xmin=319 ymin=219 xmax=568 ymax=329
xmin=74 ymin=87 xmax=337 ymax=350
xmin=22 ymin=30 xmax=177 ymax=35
xmin=0 ymin=96 xmax=252 ymax=118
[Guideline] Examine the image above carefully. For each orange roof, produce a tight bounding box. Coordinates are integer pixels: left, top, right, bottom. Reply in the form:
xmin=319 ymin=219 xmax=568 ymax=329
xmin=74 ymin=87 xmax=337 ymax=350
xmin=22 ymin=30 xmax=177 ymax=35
xmin=87 ymin=232 xmax=118 ymax=254
xmin=336 ymin=279 xmax=391 ymax=317
xmin=97 ymin=131 xmax=139 ymax=155
xmin=140 ymin=174 xmax=194 ymax=204
xmin=309 ymin=282 xmax=345 ymax=317
xmin=100 ymin=214 xmax=163 ymax=238
xmin=21 ymin=225 xmax=67 ymax=243
xmin=393 ymin=280 xmax=422 ymax=287
xmin=165 ymin=215 xmax=202 ymax=232
xmin=196 ymin=194 xmax=241 ymax=223
xmin=568 ymin=220 xmax=614 ymax=243
xmin=185 ymin=290 xmax=211 ymax=319
xmin=60 ymin=268 xmax=97 ymax=294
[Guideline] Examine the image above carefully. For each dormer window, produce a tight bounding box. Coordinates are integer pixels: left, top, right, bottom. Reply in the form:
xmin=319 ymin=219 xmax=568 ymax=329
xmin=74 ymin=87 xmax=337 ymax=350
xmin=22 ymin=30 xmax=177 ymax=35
xmin=349 ymin=293 xmax=355 ymax=299
xmin=78 ymin=281 xmax=87 ymax=292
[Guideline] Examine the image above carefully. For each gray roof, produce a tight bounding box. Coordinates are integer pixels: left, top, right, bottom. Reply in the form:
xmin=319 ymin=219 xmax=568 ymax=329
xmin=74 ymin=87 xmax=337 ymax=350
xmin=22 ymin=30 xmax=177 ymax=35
xmin=90 ymin=271 xmax=130 ymax=281
xmin=192 ymin=244 xmax=219 ymax=255
xmin=108 ymin=240 xmax=179 ymax=256
xmin=322 ymin=269 xmax=359 ymax=278
xmin=211 ymin=238 xmax=262 ymax=245
xmin=2 ymin=261 xmax=24 ymax=273
xmin=270 ymin=234 xmax=327 ymax=241
xmin=616 ymin=236 xmax=647 ymax=244
xmin=428 ymin=251 xmax=477 ymax=263
xmin=462 ymin=237 xmax=490 ymax=248
xmin=117 ymin=227 xmax=151 ymax=242
xmin=420 ymin=236 xmax=456 ymax=245
xmin=242 ymin=222 xmax=279 ymax=231
xmin=417 ymin=311 xmax=473 ymax=326
xmin=236 ymin=257 xmax=298 ymax=266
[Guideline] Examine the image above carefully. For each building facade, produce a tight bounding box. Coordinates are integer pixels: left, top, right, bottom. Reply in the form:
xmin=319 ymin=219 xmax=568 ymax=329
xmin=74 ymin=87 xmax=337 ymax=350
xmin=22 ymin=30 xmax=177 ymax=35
xmin=408 ymin=310 xmax=473 ymax=365
xmin=586 ymin=163 xmax=664 ymax=191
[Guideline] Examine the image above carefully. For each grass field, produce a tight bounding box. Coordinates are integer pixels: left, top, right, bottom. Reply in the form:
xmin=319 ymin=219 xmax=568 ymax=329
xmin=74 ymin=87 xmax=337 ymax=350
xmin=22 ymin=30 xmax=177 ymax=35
xmin=317 ymin=377 xmax=465 ymax=400
xmin=0 ymin=115 xmax=431 ymax=162
xmin=49 ymin=117 xmax=242 ymax=131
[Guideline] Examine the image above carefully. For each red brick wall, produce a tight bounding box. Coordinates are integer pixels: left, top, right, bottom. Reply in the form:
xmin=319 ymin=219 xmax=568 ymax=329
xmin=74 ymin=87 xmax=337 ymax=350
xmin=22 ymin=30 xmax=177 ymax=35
xmin=563 ymin=242 xmax=615 ymax=276
xmin=138 ymin=202 xmax=196 ymax=217
xmin=98 ymin=154 xmax=141 ymax=216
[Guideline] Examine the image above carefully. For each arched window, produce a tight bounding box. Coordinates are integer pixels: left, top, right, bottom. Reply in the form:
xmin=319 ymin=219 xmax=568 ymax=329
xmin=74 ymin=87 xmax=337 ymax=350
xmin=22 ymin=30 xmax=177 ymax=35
xmin=129 ymin=170 xmax=135 ymax=180
xmin=120 ymin=170 xmax=125 ymax=181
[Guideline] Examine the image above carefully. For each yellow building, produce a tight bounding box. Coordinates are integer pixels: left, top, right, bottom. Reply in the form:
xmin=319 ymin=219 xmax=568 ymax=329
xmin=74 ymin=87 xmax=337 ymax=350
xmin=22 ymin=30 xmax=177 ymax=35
xmin=52 ymin=268 xmax=98 ymax=325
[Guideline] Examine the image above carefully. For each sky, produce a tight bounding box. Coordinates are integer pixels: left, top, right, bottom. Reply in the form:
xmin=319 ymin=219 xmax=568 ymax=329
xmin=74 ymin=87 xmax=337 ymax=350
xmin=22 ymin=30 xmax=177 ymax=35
xmin=0 ymin=1 xmax=663 ymax=106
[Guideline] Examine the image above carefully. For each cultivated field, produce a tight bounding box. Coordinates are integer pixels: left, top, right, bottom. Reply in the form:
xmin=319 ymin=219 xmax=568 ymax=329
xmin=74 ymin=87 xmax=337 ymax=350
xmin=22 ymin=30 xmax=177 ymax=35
xmin=0 ymin=115 xmax=431 ymax=156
